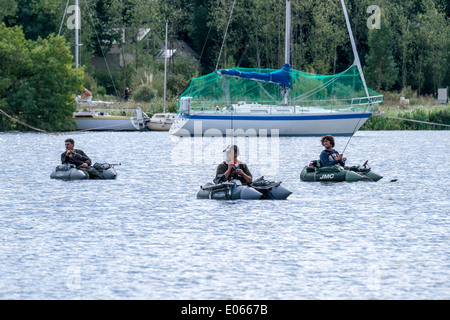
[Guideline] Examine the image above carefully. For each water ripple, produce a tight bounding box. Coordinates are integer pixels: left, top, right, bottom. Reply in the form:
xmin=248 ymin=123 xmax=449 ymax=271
xmin=0 ymin=130 xmax=449 ymax=299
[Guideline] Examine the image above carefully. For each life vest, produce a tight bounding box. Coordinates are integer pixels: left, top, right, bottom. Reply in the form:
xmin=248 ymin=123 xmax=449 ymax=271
xmin=324 ymin=149 xmax=345 ymax=166
xmin=226 ymin=161 xmax=248 ymax=184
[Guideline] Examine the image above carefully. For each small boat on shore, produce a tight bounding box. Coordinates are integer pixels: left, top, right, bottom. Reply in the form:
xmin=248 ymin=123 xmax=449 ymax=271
xmin=197 ymin=176 xmax=292 ymax=200
xmin=300 ymin=161 xmax=382 ymax=182
xmin=50 ymin=163 xmax=119 ymax=180
xmin=74 ymin=97 xmax=149 ymax=131
xmin=146 ymin=113 xmax=176 ymax=131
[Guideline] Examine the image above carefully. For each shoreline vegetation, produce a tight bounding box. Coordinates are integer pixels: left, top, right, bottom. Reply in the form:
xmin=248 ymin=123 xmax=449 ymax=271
xmin=361 ymin=90 xmax=449 ymax=130
xmin=362 ymin=104 xmax=449 ymax=130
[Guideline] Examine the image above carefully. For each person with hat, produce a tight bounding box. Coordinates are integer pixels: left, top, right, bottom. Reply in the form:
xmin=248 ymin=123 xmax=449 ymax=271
xmin=216 ymin=145 xmax=253 ymax=185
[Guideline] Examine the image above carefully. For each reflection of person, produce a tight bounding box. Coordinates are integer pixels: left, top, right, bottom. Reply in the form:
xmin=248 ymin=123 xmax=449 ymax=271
xmin=216 ymin=145 xmax=252 ymax=184
xmin=81 ymin=88 xmax=92 ymax=101
xmin=320 ymin=135 xmax=346 ymax=167
xmin=61 ymin=138 xmax=103 ymax=179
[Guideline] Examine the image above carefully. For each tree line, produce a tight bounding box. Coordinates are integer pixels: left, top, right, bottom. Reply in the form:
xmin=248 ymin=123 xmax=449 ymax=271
xmin=0 ymin=0 xmax=449 ymax=130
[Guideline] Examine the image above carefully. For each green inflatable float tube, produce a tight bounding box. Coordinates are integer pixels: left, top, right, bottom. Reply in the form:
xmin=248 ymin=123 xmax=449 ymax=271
xmin=300 ymin=160 xmax=382 ymax=182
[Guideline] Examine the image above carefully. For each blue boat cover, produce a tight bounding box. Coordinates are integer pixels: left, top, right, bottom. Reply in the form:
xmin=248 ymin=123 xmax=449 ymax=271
xmin=219 ymin=64 xmax=292 ymax=88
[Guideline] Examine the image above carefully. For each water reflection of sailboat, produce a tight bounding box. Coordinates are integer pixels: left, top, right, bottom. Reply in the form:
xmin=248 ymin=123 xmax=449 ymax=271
xmin=170 ymin=0 xmax=383 ymax=137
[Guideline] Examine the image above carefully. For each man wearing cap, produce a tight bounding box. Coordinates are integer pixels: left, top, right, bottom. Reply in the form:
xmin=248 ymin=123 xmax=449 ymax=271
xmin=216 ymin=145 xmax=252 ymax=185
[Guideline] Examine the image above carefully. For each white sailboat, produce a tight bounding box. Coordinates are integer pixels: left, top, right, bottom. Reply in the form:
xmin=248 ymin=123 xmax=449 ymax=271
xmin=169 ymin=0 xmax=383 ymax=137
xmin=71 ymin=0 xmax=147 ymax=131
xmin=147 ymin=21 xmax=177 ymax=131
xmin=74 ymin=97 xmax=148 ymax=131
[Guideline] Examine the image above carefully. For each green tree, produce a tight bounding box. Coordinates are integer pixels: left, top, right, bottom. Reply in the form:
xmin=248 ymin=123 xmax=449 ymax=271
xmin=89 ymin=0 xmax=122 ymax=57
xmin=4 ymin=0 xmax=63 ymax=40
xmin=188 ymin=0 xmax=215 ymax=68
xmin=418 ymin=0 xmax=449 ymax=96
xmin=0 ymin=23 xmax=83 ymax=131
xmin=0 ymin=0 xmax=17 ymax=22
xmin=307 ymin=0 xmax=348 ymax=74
xmin=0 ymin=23 xmax=32 ymax=130
xmin=364 ymin=12 xmax=398 ymax=91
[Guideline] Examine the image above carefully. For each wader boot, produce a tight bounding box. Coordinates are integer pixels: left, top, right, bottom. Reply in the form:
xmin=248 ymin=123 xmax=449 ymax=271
xmin=78 ymin=166 xmax=104 ymax=179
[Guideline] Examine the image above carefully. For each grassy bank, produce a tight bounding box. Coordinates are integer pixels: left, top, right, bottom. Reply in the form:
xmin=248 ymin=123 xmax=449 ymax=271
xmin=361 ymin=104 xmax=450 ymax=130
xmin=361 ymin=89 xmax=449 ymax=130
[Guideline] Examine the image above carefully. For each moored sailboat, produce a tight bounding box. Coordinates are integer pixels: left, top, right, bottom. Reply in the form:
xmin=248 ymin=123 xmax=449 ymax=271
xmin=74 ymin=97 xmax=148 ymax=131
xmin=170 ymin=0 xmax=383 ymax=137
xmin=69 ymin=0 xmax=149 ymax=131
xmin=147 ymin=22 xmax=176 ymax=131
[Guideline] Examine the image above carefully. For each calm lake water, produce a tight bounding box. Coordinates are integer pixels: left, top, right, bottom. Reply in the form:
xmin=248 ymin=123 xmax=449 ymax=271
xmin=0 ymin=130 xmax=448 ymax=299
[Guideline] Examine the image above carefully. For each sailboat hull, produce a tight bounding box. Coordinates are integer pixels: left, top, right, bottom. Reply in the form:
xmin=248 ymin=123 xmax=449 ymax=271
xmin=169 ymin=112 xmax=372 ymax=136
xmin=73 ymin=108 xmax=147 ymax=131
xmin=74 ymin=117 xmax=142 ymax=131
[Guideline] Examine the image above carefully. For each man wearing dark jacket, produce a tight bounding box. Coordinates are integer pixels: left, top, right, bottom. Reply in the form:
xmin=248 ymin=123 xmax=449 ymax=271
xmin=61 ymin=138 xmax=103 ymax=179
xmin=216 ymin=145 xmax=252 ymax=185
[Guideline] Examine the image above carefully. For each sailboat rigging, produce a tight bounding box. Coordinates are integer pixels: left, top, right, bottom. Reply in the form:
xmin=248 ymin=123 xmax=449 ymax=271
xmin=67 ymin=0 xmax=148 ymax=131
xmin=169 ymin=0 xmax=383 ymax=137
xmin=146 ymin=21 xmax=177 ymax=131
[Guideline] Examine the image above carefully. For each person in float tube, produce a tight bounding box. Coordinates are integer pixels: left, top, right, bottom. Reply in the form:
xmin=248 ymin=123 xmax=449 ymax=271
xmin=319 ymin=135 xmax=346 ymax=167
xmin=216 ymin=145 xmax=252 ymax=185
xmin=61 ymin=138 xmax=103 ymax=179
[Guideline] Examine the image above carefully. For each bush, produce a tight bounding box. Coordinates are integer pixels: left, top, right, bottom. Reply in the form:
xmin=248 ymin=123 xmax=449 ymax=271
xmin=362 ymin=106 xmax=450 ymax=130
xmin=97 ymin=86 xmax=106 ymax=96
xmin=0 ymin=25 xmax=83 ymax=131
xmin=132 ymin=84 xmax=157 ymax=102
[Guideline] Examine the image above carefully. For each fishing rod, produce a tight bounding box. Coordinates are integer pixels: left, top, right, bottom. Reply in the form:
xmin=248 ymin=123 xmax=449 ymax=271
xmin=341 ymin=108 xmax=369 ymax=154
xmin=109 ymin=163 xmax=121 ymax=167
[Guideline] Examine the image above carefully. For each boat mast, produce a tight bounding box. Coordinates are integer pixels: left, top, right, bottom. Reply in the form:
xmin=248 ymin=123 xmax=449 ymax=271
xmin=164 ymin=21 xmax=168 ymax=113
xmin=340 ymin=0 xmax=369 ymax=99
xmin=285 ymin=0 xmax=291 ymax=66
xmin=284 ymin=0 xmax=291 ymax=105
xmin=75 ymin=0 xmax=79 ymax=69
